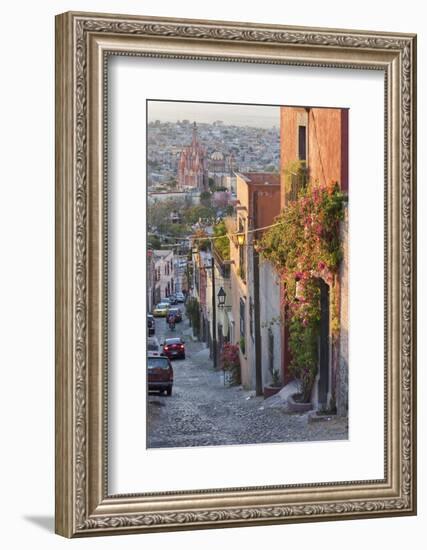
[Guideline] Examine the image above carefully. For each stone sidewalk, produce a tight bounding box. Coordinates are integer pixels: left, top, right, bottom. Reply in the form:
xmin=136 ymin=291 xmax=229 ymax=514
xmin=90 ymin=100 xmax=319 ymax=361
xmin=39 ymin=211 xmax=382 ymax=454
xmin=148 ymin=319 xmax=348 ymax=448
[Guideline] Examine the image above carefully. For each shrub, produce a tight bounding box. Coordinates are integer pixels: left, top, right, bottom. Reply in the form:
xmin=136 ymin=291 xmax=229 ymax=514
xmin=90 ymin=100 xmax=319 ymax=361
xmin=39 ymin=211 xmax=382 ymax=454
xmin=220 ymin=343 xmax=241 ymax=385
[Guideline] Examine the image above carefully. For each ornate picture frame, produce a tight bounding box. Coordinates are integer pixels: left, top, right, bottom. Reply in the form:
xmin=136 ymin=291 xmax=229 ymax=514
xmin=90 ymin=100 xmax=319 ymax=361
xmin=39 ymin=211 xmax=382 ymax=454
xmin=55 ymin=11 xmax=417 ymax=537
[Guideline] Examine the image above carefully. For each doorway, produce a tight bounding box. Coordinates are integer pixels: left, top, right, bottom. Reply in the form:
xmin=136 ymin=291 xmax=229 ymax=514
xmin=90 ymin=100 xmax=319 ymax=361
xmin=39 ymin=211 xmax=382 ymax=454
xmin=318 ymin=279 xmax=330 ymax=409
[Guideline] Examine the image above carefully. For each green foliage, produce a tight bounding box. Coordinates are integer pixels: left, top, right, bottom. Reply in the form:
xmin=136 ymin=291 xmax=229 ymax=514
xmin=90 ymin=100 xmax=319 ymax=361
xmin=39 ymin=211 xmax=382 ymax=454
xmin=166 ymin=178 xmax=178 ymax=189
xmin=237 ymin=266 xmax=246 ymax=281
xmin=212 ymin=221 xmax=230 ymax=260
xmin=270 ymin=367 xmax=281 ymax=387
xmin=147 ymin=198 xmax=184 ymax=229
xmin=288 ymin=315 xmax=319 ymax=401
xmin=167 ymin=223 xmax=189 ymax=238
xmin=184 ymin=205 xmax=215 ymax=225
xmin=192 ymin=229 xmax=210 ymax=252
xmin=283 ymin=160 xmax=308 ymax=198
xmin=200 ymin=191 xmax=212 ymax=207
xmin=224 ymin=204 xmax=235 ymax=216
xmin=148 ymin=234 xmax=161 ymax=249
xmin=239 ymin=336 xmax=246 ymax=355
xmin=259 ymin=180 xmax=346 ymax=402
xmin=185 ymin=297 xmax=200 ymax=338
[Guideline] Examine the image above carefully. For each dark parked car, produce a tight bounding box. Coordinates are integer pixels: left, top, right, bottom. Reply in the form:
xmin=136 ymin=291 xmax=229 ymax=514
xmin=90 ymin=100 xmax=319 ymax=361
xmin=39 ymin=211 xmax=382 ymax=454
xmin=166 ymin=308 xmax=182 ymax=324
xmin=147 ymin=336 xmax=161 ymax=353
xmin=168 ymin=294 xmax=178 ymax=305
xmin=147 ymin=314 xmax=155 ymax=336
xmin=147 ymin=353 xmax=173 ymax=395
xmin=163 ymin=337 xmax=186 ymax=360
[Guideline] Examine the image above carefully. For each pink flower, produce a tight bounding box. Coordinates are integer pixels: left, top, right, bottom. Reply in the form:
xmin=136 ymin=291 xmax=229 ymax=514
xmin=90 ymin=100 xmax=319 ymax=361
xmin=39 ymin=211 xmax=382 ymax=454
xmin=317 ymin=261 xmax=326 ymax=271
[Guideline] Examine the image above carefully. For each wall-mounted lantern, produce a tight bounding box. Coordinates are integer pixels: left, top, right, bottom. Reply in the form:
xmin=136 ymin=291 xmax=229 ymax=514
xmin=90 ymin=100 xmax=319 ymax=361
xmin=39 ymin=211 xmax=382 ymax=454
xmin=217 ymin=286 xmax=226 ymax=307
xmin=237 ymin=233 xmax=245 ymax=246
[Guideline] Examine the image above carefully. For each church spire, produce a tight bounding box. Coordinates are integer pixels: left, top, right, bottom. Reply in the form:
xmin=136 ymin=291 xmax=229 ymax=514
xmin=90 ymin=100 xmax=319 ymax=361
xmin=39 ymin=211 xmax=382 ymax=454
xmin=192 ymin=121 xmax=198 ymax=146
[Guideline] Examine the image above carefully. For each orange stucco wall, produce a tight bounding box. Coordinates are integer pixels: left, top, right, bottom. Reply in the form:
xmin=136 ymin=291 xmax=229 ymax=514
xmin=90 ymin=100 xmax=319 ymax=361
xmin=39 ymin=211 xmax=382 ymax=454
xmin=279 ymin=106 xmax=349 ymax=393
xmin=280 ymin=106 xmax=349 ymax=208
xmin=307 ymin=108 xmax=347 ymax=189
xmin=253 ymin=187 xmax=281 ymax=229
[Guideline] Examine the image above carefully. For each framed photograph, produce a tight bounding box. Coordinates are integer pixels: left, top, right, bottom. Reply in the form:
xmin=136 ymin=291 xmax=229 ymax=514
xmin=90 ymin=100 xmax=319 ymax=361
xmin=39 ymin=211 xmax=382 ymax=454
xmin=55 ymin=11 xmax=417 ymax=537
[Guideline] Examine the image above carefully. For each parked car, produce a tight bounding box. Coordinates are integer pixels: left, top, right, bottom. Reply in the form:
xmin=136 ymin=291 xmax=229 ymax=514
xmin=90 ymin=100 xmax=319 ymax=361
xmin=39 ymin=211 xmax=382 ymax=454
xmin=166 ymin=308 xmax=182 ymax=324
xmin=152 ymin=302 xmax=169 ymax=317
xmin=147 ymin=314 xmax=155 ymax=336
xmin=147 ymin=336 xmax=161 ymax=353
xmin=147 ymin=353 xmax=173 ymax=395
xmin=168 ymin=294 xmax=178 ymax=305
xmin=175 ymin=292 xmax=185 ymax=303
xmin=163 ymin=337 xmax=186 ymax=360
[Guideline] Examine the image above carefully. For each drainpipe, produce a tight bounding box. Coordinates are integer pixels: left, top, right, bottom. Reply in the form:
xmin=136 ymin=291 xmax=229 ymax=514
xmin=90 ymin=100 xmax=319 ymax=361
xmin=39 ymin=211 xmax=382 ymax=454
xmin=253 ymin=191 xmax=263 ymax=396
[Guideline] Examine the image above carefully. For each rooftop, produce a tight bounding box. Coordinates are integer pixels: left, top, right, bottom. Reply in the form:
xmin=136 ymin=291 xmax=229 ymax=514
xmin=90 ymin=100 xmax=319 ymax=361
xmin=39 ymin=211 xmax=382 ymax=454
xmin=236 ymin=172 xmax=280 ymax=186
xmin=153 ymin=249 xmax=174 ymax=258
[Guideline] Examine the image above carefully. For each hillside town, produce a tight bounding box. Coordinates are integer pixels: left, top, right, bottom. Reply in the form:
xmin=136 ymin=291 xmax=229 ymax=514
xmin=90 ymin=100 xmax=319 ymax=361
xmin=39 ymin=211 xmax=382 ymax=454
xmin=147 ymin=103 xmax=349 ymax=448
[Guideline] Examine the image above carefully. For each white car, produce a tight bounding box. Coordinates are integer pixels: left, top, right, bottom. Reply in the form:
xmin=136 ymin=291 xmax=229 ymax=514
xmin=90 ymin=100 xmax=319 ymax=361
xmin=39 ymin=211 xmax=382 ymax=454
xmin=175 ymin=292 xmax=185 ymax=303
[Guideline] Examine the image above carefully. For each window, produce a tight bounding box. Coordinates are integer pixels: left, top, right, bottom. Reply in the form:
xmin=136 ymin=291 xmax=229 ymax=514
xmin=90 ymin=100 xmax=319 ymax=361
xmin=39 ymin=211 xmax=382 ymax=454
xmin=239 ymin=298 xmax=246 ymax=338
xmin=298 ymin=125 xmax=307 ymax=161
xmin=249 ymin=297 xmax=254 ymax=341
xmin=230 ymin=320 xmax=235 ymax=345
xmin=238 ymin=218 xmax=246 ymax=281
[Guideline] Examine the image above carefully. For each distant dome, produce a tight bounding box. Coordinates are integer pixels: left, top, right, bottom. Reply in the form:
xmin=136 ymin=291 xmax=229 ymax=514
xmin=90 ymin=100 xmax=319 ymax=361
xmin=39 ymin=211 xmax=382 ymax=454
xmin=211 ymin=151 xmax=224 ymax=161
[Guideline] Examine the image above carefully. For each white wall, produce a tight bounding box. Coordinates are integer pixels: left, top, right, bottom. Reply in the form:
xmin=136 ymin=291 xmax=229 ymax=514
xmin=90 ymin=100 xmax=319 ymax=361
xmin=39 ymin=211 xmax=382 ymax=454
xmin=0 ymin=0 xmax=424 ymax=548
xmin=259 ymin=260 xmax=282 ymax=386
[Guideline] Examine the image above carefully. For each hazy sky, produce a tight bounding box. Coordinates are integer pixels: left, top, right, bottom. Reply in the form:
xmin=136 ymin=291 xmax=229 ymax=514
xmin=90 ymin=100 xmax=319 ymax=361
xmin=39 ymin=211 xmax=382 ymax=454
xmin=147 ymin=100 xmax=280 ymax=128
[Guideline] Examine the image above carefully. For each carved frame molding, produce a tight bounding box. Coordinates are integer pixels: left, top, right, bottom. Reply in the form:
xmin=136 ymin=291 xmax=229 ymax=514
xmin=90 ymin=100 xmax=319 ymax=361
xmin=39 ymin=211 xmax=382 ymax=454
xmin=55 ymin=12 xmax=416 ymax=537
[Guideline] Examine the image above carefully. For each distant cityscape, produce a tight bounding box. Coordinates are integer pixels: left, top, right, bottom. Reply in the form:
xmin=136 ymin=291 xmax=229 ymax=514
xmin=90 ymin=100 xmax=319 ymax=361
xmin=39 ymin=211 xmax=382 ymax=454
xmin=147 ymin=118 xmax=280 ymax=192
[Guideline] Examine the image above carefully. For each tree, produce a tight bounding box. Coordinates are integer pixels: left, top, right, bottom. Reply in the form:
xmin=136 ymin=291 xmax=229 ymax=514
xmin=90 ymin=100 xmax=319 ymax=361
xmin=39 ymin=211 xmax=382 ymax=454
xmin=192 ymin=229 xmax=210 ymax=252
xmin=168 ymin=223 xmax=189 ymax=238
xmin=200 ymin=191 xmax=212 ymax=207
xmin=184 ymin=205 xmax=215 ymax=225
xmin=224 ymin=204 xmax=234 ymax=216
xmin=185 ymin=297 xmax=200 ymax=338
xmin=147 ymin=198 xmax=186 ymax=232
xmin=148 ymin=234 xmax=161 ymax=249
xmin=212 ymin=191 xmax=230 ymax=209
xmin=212 ymin=220 xmax=230 ymax=260
xmin=166 ymin=178 xmax=178 ymax=189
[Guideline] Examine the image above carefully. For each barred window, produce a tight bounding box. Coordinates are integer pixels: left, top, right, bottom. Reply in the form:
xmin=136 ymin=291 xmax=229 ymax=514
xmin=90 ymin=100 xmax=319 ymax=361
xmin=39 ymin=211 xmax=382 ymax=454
xmin=239 ymin=298 xmax=245 ymax=338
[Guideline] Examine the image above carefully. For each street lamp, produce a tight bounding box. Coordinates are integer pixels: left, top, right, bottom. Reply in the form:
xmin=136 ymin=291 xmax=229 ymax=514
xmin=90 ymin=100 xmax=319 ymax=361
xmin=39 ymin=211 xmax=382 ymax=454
xmin=217 ymin=286 xmax=226 ymax=307
xmin=237 ymin=232 xmax=245 ymax=246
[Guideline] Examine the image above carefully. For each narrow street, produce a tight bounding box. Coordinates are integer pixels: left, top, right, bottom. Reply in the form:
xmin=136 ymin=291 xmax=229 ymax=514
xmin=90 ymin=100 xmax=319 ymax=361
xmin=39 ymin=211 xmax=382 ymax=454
xmin=148 ymin=309 xmax=348 ymax=449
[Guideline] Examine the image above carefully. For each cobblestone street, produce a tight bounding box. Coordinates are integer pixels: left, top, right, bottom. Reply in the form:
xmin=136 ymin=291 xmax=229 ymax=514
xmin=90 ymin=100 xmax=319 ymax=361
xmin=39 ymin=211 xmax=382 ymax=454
xmin=148 ymin=313 xmax=348 ymax=449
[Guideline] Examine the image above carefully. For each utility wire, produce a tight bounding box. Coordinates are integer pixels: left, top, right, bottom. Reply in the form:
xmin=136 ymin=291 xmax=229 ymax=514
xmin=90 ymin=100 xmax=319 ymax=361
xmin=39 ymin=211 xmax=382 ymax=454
xmin=148 ymin=220 xmax=284 ymax=244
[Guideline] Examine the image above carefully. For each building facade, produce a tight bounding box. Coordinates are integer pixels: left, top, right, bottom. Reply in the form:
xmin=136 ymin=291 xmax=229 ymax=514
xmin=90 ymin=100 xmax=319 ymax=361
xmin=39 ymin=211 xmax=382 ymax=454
xmin=177 ymin=122 xmax=208 ymax=190
xmin=230 ymin=172 xmax=281 ymax=391
xmin=279 ymin=106 xmax=349 ymax=413
xmin=147 ymin=249 xmax=155 ymax=313
xmin=259 ymin=259 xmax=282 ymax=389
xmin=192 ymin=249 xmax=211 ymax=342
xmin=152 ymin=249 xmax=175 ymax=305
xmin=204 ymin=243 xmax=232 ymax=364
